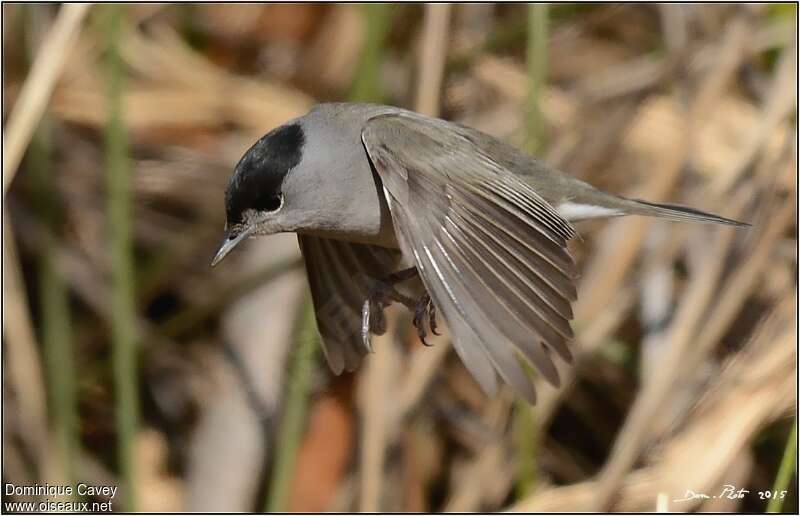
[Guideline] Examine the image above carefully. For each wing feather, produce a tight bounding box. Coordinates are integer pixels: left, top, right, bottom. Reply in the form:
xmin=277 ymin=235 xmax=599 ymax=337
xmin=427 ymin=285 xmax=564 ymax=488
xmin=298 ymin=235 xmax=402 ymax=374
xmin=362 ymin=113 xmax=579 ymax=401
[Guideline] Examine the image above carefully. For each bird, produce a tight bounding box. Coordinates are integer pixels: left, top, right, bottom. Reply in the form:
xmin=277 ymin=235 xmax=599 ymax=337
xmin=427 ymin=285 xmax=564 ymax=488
xmin=211 ymin=102 xmax=748 ymax=403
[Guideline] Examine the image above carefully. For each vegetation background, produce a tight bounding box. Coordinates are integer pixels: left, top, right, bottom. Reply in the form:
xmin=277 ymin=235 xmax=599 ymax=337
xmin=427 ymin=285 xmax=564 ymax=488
xmin=3 ymin=3 xmax=797 ymax=512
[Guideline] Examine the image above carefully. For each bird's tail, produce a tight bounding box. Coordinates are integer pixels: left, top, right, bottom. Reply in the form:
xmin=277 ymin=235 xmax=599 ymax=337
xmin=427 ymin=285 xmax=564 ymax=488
xmin=625 ymin=198 xmax=750 ymax=227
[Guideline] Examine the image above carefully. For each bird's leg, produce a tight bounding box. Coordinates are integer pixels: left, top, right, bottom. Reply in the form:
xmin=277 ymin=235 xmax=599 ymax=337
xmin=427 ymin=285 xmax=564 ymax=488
xmin=361 ymin=268 xmax=419 ymax=352
xmin=361 ymin=268 xmax=441 ymax=350
xmin=412 ymin=293 xmax=441 ymax=346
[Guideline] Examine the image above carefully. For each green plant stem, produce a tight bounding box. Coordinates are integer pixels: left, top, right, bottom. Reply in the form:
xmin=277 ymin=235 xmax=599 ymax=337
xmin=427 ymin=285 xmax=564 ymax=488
xmin=104 ymin=5 xmax=138 ymax=510
xmin=265 ymin=296 xmax=319 ymax=512
xmin=31 ymin=119 xmax=80 ymax=491
xmin=514 ymin=402 xmax=537 ymax=499
xmin=526 ymin=3 xmax=549 ymax=155
xmin=515 ymin=3 xmax=550 ymax=501
xmin=767 ymin=421 xmax=797 ymax=513
xmin=23 ymin=5 xmax=81 ymax=491
xmin=349 ymin=4 xmax=393 ymax=103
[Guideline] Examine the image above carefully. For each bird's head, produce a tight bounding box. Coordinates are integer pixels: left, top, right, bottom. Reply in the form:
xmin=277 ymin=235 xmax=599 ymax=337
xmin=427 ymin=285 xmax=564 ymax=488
xmin=212 ymin=122 xmax=306 ymax=266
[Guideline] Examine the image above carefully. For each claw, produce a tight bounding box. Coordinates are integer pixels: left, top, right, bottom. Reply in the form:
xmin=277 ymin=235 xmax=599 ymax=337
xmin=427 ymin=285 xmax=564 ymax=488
xmin=413 ymin=305 xmax=430 ymax=346
xmin=412 ymin=293 xmax=437 ymax=346
xmin=360 ymin=268 xmax=443 ymax=350
xmin=360 ymin=269 xmax=417 ymax=351
xmin=370 ymin=299 xmax=387 ymax=335
xmin=429 ymin=302 xmax=441 ymax=336
xmin=361 ymin=299 xmax=374 ymax=353
xmin=419 ymin=332 xmax=431 ymax=347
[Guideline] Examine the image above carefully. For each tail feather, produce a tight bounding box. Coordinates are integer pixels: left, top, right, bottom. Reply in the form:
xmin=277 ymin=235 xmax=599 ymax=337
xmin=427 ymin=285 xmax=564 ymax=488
xmin=628 ymin=198 xmax=750 ymax=227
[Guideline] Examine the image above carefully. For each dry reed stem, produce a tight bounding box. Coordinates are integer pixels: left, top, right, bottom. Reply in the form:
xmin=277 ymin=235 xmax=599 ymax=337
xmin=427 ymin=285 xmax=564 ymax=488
xmin=700 ymin=452 xmax=753 ymax=512
xmin=658 ymin=4 xmax=688 ymax=52
xmin=589 ymin=182 xmax=759 ymax=508
xmin=303 ymin=5 xmax=364 ymax=91
xmin=511 ymin=301 xmax=795 ymax=512
xmin=358 ymin=308 xmax=401 ymax=512
xmin=326 ymin=333 xmax=451 ymax=506
xmin=471 ymin=56 xmax=577 ymax=128
xmin=657 ymin=313 xmax=796 ymax=511
xmin=444 ymin=389 xmax=514 ymax=511
xmin=445 ymin=443 xmax=507 ymax=511
xmin=52 ymin=24 xmax=312 ymax=135
xmin=574 ymin=99 xmax=687 ymax=322
xmin=688 ymin=17 xmax=749 ymax=129
xmin=576 ymin=16 xmax=783 ymax=104
xmin=186 ymin=237 xmax=301 ymax=511
xmin=354 ymin=331 xmax=450 ymax=505
xmin=396 ymin=336 xmax=452 ymax=419
xmin=415 ymin=4 xmax=451 ymax=117
xmin=712 ymin=41 xmax=797 ymax=195
xmin=11 ymin=212 xmax=180 ymax=356
xmin=648 ymin=189 xmax=754 ymax=440
xmin=2 ymin=210 xmax=52 ymax=483
xmin=688 ymin=194 xmax=796 ymax=365
xmin=590 ymin=224 xmax=740 ymax=509
xmin=573 ymin=11 xmax=760 ymax=367
xmin=576 ymin=54 xmax=670 ymax=102
xmin=574 ymin=46 xmax=679 ymax=102
xmin=3 ymin=3 xmax=90 ymax=195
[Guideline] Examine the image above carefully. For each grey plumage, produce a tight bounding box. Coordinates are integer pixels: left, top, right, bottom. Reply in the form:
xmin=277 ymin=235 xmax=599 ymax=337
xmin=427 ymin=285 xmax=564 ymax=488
xmin=213 ymin=102 xmax=748 ymax=403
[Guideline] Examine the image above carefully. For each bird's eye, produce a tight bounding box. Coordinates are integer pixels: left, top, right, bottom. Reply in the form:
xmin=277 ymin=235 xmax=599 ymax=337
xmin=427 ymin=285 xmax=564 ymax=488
xmin=255 ymin=193 xmax=283 ymax=213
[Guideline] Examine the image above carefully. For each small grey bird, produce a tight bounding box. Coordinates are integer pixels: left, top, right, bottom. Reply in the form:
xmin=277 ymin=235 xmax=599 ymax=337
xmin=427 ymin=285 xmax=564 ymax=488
xmin=211 ymin=103 xmax=747 ymax=402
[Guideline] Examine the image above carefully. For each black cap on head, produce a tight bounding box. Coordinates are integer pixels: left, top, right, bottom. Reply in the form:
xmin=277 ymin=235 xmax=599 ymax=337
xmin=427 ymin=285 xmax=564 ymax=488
xmin=225 ymin=122 xmax=305 ymax=230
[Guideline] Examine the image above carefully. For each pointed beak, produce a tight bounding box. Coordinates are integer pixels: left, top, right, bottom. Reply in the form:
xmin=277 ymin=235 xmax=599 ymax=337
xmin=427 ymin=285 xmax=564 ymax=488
xmin=211 ymin=228 xmax=253 ymax=267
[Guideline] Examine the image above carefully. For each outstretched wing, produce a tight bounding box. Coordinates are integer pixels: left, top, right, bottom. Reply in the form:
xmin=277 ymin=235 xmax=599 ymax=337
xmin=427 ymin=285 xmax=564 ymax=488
xmin=298 ymin=235 xmax=403 ymax=374
xmin=361 ymin=113 xmax=578 ymax=402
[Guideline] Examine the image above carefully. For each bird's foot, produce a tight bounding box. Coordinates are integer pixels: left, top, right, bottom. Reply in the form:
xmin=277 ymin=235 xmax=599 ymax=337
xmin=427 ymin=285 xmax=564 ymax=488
xmin=361 ymin=268 xmax=418 ymax=352
xmin=412 ymin=293 xmax=440 ymax=346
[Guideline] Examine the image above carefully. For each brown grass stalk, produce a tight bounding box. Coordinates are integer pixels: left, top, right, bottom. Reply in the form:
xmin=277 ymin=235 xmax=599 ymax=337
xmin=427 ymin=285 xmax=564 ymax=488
xmin=3 ymin=3 xmax=90 ymax=195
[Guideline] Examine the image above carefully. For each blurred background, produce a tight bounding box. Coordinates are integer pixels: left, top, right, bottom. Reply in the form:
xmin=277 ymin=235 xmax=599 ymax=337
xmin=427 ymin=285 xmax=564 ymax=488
xmin=2 ymin=3 xmax=797 ymax=513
